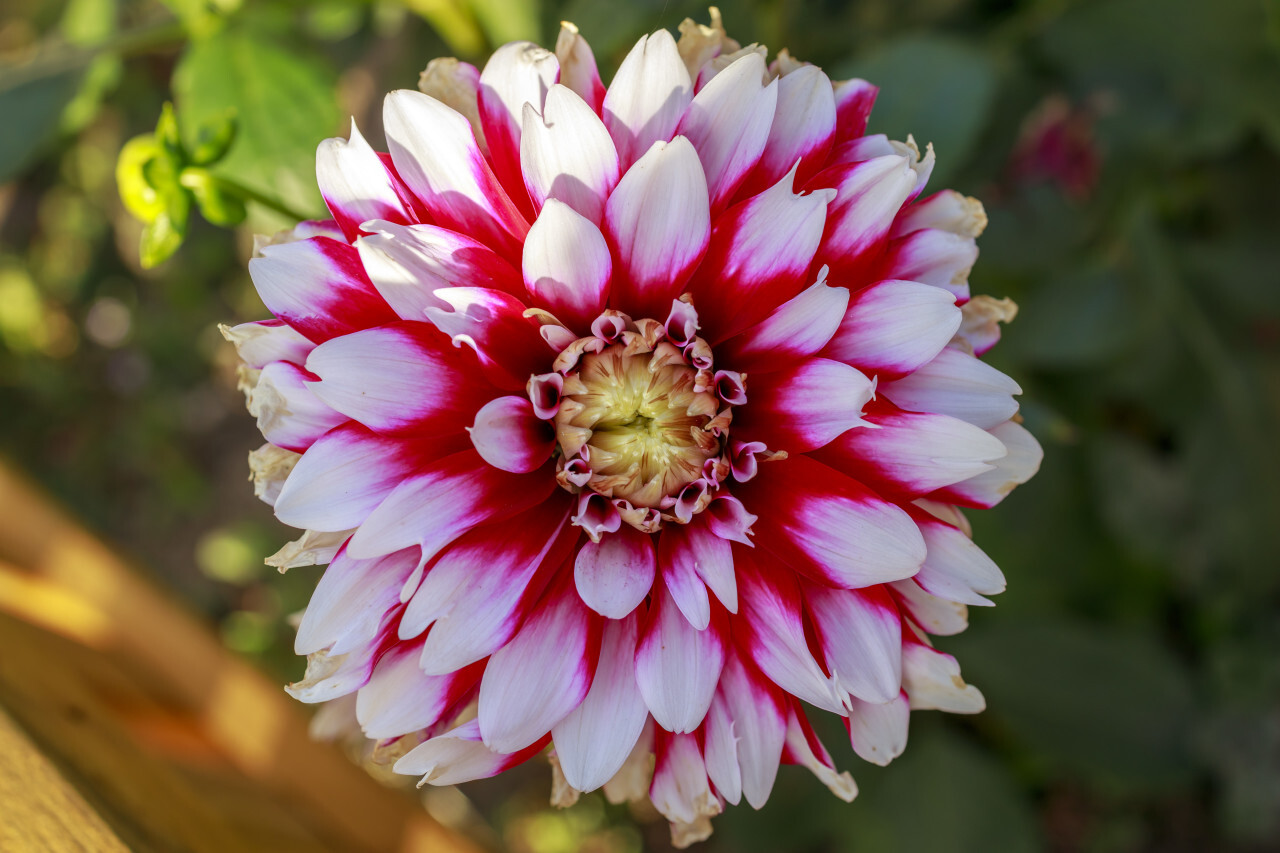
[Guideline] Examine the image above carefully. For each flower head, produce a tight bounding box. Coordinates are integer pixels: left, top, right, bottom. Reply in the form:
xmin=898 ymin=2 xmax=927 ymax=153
xmin=226 ymin=9 xmax=1042 ymax=845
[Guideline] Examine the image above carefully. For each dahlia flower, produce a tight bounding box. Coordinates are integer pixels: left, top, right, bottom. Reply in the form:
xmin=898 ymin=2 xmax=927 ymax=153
xmin=225 ymin=11 xmax=1041 ymax=845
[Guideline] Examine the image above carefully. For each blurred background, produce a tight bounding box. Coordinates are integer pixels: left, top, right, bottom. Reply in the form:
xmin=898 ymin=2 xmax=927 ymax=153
xmin=2 ymin=0 xmax=1279 ymax=850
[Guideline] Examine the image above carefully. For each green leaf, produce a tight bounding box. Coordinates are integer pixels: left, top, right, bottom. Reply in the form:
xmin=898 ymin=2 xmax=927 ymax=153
xmin=0 ymin=70 xmax=84 ymax=183
xmin=173 ymin=28 xmax=339 ymax=219
xmin=468 ymin=0 xmax=541 ymax=45
xmin=155 ymin=101 xmax=184 ymax=159
xmin=952 ymin=619 xmax=1199 ymax=790
xmin=836 ymin=36 xmax=998 ymax=186
xmin=841 ymin=723 xmax=1045 ymax=853
xmin=139 ymin=190 xmax=191 ymax=268
xmin=181 ymin=167 xmax=247 ymax=227
xmin=188 ymin=110 xmax=238 ymax=166
xmin=1003 ymin=264 xmax=1138 ymax=368
xmin=116 ymin=135 xmax=168 ymax=223
xmin=717 ymin=720 xmax=1045 ymax=853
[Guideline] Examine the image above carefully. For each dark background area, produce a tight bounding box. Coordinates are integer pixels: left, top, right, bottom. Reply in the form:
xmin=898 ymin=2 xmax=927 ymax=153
xmin=2 ymin=0 xmax=1279 ymax=850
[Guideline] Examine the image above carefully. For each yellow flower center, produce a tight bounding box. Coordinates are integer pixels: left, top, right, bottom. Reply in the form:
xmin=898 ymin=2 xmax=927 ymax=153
xmin=554 ymin=345 xmax=720 ymax=507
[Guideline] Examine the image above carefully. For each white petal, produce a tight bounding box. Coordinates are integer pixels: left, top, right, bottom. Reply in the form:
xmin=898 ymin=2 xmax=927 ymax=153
xmin=603 ymin=136 xmax=710 ymax=317
xmin=676 ymin=51 xmax=777 ymax=212
xmin=634 ymin=586 xmax=724 ymax=733
xmin=355 ymin=220 xmax=521 ymax=321
xmin=521 ymin=85 xmax=619 ymax=224
xmin=805 ymin=584 xmax=903 ymax=704
xmin=295 ymin=546 xmax=418 ymax=656
xmin=574 ymin=526 xmax=656 ymax=618
xmin=901 ymin=642 xmax=985 ymax=713
xmin=316 ymin=119 xmax=415 ymax=241
xmin=478 ymin=584 xmax=598 ymax=752
xmin=942 ymin=420 xmax=1044 ymax=508
xmin=602 ymin=30 xmax=693 ymax=171
xmin=552 ymin=614 xmax=649 ymax=791
xmin=522 ymin=198 xmax=612 ymax=329
xmin=383 ymin=89 xmax=528 ymax=259
xmin=846 ymin=692 xmax=909 ymax=766
xmin=881 ymin=346 xmax=1022 ymax=429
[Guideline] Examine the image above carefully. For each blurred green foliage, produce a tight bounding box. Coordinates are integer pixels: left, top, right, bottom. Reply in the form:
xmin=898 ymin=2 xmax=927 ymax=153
xmin=1 ymin=0 xmax=1279 ymax=851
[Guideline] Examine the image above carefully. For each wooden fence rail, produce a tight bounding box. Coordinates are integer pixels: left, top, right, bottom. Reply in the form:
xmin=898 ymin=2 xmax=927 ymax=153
xmin=0 ymin=460 xmax=484 ymax=853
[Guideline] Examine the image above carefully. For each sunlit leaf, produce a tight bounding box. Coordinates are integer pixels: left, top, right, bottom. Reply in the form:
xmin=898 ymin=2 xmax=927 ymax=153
xmin=173 ymin=28 xmax=338 ymax=218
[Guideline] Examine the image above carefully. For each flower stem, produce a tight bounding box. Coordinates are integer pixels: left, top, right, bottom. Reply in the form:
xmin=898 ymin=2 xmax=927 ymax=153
xmin=202 ymin=171 xmax=317 ymax=224
xmin=0 ymin=19 xmax=187 ymax=94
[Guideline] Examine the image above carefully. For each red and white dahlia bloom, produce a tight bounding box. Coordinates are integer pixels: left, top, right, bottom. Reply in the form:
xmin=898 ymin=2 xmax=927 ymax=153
xmin=226 ymin=11 xmax=1041 ymax=845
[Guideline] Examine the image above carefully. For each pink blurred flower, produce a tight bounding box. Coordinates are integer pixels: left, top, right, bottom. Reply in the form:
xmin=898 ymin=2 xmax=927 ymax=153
xmin=225 ymin=11 xmax=1041 ymax=846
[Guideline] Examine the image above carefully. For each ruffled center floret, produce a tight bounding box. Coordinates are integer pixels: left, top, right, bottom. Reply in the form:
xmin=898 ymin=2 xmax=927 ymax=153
xmin=528 ymin=301 xmax=748 ymax=536
xmin=556 ymin=346 xmax=720 ymax=506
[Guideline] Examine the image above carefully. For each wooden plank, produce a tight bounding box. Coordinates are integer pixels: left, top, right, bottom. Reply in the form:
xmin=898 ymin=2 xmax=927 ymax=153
xmin=0 ymin=706 xmax=130 ymax=853
xmin=0 ymin=461 xmax=484 ymax=853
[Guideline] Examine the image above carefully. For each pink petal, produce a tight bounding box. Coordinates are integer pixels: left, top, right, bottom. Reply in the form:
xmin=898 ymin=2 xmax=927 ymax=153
xmin=685 ymin=166 xmax=834 ymax=343
xmin=661 ymin=515 xmax=737 ymax=618
xmin=832 ymin=78 xmax=878 ymax=140
xmin=249 ymin=236 xmax=397 ymax=343
xmin=810 ymin=154 xmax=921 ymax=288
xmin=305 ymin=321 xmax=491 ymax=436
xmin=295 ymin=545 xmax=419 ymax=656
xmin=403 ymin=499 xmax=577 ymax=672
xmin=274 ymin=422 xmax=450 ymax=532
xmin=844 ymin=691 xmax=909 ymax=766
xmin=345 ymin=448 xmax=555 ymax=563
xmin=394 ymin=718 xmax=548 ymax=785
xmin=705 ymin=650 xmax=787 ymax=808
xmin=676 ymin=51 xmax=778 ymax=214
xmin=738 ymin=455 xmax=926 ymax=588
xmin=602 ymin=30 xmax=692 ymax=172
xmin=822 ymin=279 xmax=961 ymax=379
xmin=245 ymin=360 xmax=346 ymax=453
xmin=737 ymin=64 xmax=837 ymax=200
xmin=657 ymin=527 xmax=710 ymax=630
xmin=478 ymin=577 xmax=602 ymax=753
xmin=522 ymin=199 xmax=612 ymax=331
xmin=880 ymin=227 xmax=979 ymax=301
xmin=780 ymin=702 xmax=858 ymax=800
xmin=732 ymin=357 xmax=874 ymax=453
xmin=879 ymin=346 xmax=1021 ymax=429
xmin=355 ymin=220 xmax=523 ymax=321
xmin=716 ymin=274 xmax=849 ymax=372
xmin=734 ymin=550 xmax=846 ymax=714
xmin=574 ymin=526 xmax=657 ymax=618
xmin=521 ymin=84 xmax=620 ymax=225
xmin=552 ymin=613 xmax=649 ymax=791
xmin=356 ymin=643 xmax=482 ymax=739
xmin=935 ymin=420 xmax=1043 ymax=508
xmin=554 ymin=22 xmax=606 ymax=112
xmin=634 ymin=585 xmax=726 ymax=733
xmin=469 ymin=395 xmax=555 ymax=473
xmin=814 ymin=402 xmax=1008 ymax=500
xmin=804 ymin=582 xmax=903 ymax=704
xmin=603 ymin=136 xmax=710 ymax=318
xmin=478 ymin=41 xmax=560 ymax=219
xmin=316 ymin=120 xmax=418 ymax=242
xmin=383 ymin=90 xmax=529 ymax=261
xmin=650 ymin=729 xmax=720 ymax=827
xmin=424 ymin=286 xmax=556 ymax=390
